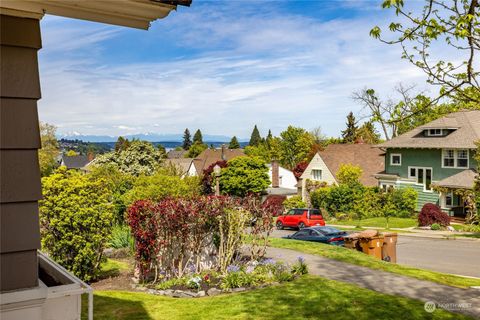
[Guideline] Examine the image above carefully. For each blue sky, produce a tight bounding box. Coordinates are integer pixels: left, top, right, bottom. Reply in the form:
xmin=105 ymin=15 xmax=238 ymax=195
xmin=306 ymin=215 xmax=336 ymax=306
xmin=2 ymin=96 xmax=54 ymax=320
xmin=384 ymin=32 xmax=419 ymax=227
xmin=38 ymin=0 xmax=439 ymax=139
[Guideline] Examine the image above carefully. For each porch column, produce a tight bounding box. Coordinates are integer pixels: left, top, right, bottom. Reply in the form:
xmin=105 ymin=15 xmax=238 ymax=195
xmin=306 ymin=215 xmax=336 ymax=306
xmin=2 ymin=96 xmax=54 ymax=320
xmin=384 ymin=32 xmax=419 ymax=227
xmin=0 ymin=14 xmax=43 ymax=291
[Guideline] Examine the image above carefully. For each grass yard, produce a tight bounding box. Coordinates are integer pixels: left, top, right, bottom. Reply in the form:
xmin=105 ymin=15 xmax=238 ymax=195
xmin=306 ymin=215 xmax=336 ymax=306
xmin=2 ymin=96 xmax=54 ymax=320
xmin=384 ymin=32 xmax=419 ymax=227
xmin=82 ymin=275 xmax=469 ymax=320
xmin=267 ymin=238 xmax=480 ymax=288
xmin=327 ymin=217 xmax=417 ymax=229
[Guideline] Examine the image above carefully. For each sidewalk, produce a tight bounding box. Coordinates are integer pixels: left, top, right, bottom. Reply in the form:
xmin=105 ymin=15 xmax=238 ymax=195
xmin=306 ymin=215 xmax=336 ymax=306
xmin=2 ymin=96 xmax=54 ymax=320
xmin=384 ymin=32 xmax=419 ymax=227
xmin=328 ymin=224 xmax=480 ymax=241
xmin=266 ymin=246 xmax=480 ymax=318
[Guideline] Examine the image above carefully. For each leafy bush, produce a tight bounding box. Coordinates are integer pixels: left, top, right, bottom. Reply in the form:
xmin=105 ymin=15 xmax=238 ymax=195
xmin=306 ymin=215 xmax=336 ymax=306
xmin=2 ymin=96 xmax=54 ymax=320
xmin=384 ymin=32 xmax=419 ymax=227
xmin=220 ymin=156 xmax=270 ymax=197
xmin=282 ymin=195 xmax=306 ymax=211
xmin=122 ymin=170 xmax=200 ymax=206
xmin=431 ymin=223 xmax=441 ymax=230
xmin=418 ymin=203 xmax=450 ymax=227
xmin=337 ymin=164 xmax=363 ymax=186
xmin=40 ymin=167 xmax=114 ymax=281
xmin=311 ymin=185 xmax=417 ymax=220
xmin=262 ymin=195 xmax=286 ymax=216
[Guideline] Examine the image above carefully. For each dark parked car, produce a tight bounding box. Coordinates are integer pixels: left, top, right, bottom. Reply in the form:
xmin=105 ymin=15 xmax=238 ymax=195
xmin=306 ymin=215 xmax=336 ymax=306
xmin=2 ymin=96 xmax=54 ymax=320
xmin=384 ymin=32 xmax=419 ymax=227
xmin=284 ymin=226 xmax=347 ymax=246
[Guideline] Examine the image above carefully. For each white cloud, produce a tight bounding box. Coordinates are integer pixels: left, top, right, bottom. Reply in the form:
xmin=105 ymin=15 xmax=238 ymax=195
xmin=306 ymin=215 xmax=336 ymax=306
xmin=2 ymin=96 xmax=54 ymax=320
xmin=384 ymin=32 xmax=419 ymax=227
xmin=37 ymin=2 xmax=453 ymax=138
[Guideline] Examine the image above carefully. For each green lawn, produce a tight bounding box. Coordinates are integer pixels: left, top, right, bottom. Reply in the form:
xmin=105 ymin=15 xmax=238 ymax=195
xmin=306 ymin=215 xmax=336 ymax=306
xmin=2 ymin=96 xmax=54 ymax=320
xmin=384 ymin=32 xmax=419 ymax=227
xmin=327 ymin=217 xmax=417 ymax=229
xmin=98 ymin=258 xmax=131 ymax=279
xmin=83 ymin=275 xmax=469 ymax=320
xmin=267 ymin=238 xmax=480 ymax=288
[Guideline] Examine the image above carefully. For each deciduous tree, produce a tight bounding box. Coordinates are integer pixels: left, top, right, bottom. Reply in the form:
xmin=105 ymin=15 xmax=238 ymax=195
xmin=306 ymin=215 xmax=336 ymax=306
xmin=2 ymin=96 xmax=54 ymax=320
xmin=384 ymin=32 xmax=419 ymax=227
xmin=38 ymin=122 xmax=60 ymax=176
xmin=371 ymin=0 xmax=480 ymax=104
xmin=220 ymin=156 xmax=270 ymax=197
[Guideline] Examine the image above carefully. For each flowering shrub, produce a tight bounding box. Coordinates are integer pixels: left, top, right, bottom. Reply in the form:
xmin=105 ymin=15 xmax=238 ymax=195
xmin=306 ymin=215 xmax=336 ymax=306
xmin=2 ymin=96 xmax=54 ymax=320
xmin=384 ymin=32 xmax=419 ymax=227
xmin=291 ymin=256 xmax=308 ymax=276
xmin=418 ymin=203 xmax=450 ymax=227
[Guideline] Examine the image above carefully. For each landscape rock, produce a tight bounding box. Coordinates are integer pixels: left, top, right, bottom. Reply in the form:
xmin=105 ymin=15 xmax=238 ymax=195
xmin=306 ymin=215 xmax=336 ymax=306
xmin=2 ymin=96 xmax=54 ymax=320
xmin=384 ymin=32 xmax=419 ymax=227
xmin=447 ymin=226 xmax=455 ymax=232
xmin=232 ymin=287 xmax=246 ymax=292
xmin=196 ymin=290 xmax=206 ymax=297
xmin=207 ymin=288 xmax=222 ymax=296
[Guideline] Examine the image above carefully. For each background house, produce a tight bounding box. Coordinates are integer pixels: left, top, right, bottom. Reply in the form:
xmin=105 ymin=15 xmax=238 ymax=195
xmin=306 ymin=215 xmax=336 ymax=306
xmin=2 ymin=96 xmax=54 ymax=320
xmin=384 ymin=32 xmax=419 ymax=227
xmin=375 ymin=110 xmax=479 ymax=217
xmin=299 ymin=144 xmax=385 ymax=201
xmin=60 ymin=154 xmax=94 ymax=171
xmin=164 ymin=158 xmax=197 ymax=177
xmin=266 ymin=161 xmax=297 ymax=196
xmin=192 ymin=146 xmax=245 ymax=175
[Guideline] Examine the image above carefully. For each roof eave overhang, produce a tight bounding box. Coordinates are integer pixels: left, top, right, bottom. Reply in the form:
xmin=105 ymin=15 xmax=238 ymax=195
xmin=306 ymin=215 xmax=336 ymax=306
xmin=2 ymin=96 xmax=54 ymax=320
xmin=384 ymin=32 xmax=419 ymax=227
xmin=0 ymin=0 xmax=180 ymax=29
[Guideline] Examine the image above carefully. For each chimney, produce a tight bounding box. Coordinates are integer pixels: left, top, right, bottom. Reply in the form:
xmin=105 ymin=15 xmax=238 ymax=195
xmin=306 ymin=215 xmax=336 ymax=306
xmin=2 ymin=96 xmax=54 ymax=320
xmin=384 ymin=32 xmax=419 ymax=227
xmin=272 ymin=160 xmax=280 ymax=188
xmin=87 ymin=152 xmax=95 ymax=162
xmin=221 ymin=144 xmax=227 ymax=161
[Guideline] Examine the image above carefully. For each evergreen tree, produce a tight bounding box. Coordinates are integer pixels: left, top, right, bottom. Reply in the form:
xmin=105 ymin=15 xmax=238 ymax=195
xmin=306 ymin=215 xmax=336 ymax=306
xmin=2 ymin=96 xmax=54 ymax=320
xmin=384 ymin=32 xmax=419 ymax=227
xmin=229 ymin=136 xmax=240 ymax=149
xmin=193 ymin=129 xmax=203 ymax=144
xmin=356 ymin=121 xmax=381 ymax=144
xmin=182 ymin=128 xmax=192 ymax=150
xmin=341 ymin=112 xmax=358 ymax=143
xmin=249 ymin=125 xmax=262 ymax=146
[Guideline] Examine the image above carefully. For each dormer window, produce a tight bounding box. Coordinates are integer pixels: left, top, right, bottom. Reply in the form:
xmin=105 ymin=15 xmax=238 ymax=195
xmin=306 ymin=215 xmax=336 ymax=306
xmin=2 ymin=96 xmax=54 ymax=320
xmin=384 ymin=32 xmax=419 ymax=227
xmin=426 ymin=129 xmax=442 ymax=136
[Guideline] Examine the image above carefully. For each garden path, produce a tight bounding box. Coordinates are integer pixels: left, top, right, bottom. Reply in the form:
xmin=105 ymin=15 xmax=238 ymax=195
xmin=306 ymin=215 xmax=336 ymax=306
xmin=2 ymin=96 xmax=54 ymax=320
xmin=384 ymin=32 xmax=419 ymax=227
xmin=265 ymin=246 xmax=480 ymax=318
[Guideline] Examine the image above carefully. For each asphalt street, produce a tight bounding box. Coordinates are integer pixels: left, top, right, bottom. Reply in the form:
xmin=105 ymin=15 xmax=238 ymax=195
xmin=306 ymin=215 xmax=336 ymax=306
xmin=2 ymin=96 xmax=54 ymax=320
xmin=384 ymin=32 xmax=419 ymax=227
xmin=271 ymin=228 xmax=480 ymax=278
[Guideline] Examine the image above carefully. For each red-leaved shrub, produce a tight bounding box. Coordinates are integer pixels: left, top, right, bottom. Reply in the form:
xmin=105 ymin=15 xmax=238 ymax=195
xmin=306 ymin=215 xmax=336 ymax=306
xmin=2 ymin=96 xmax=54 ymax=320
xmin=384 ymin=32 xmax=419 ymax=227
xmin=262 ymin=195 xmax=286 ymax=216
xmin=418 ymin=203 xmax=450 ymax=227
xmin=127 ymin=195 xmax=274 ymax=281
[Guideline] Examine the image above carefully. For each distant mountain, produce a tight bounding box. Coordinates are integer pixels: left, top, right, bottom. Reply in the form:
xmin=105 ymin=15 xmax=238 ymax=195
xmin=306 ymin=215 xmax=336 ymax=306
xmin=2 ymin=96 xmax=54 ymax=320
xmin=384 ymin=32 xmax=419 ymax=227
xmin=57 ymin=132 xmax=248 ymax=143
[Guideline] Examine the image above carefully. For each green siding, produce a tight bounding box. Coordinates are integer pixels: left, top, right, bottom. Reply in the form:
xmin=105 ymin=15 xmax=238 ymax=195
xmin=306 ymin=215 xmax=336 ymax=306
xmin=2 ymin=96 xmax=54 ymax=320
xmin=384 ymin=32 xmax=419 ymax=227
xmin=397 ymin=182 xmax=440 ymax=211
xmin=385 ymin=148 xmax=477 ymax=181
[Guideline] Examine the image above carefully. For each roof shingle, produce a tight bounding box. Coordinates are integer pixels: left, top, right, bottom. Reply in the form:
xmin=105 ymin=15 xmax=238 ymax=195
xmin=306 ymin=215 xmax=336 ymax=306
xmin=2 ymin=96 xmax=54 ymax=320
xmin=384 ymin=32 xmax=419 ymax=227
xmin=378 ymin=110 xmax=480 ymax=149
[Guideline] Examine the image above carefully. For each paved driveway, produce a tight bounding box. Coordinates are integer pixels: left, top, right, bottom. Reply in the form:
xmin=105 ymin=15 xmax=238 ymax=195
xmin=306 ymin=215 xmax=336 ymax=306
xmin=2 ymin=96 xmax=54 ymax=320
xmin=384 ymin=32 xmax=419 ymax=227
xmin=271 ymin=229 xmax=480 ymax=278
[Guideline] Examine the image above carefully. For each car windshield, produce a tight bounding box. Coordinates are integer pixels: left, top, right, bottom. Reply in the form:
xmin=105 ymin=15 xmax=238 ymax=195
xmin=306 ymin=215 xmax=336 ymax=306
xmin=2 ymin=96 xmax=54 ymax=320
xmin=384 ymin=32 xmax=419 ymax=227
xmin=314 ymin=227 xmax=340 ymax=235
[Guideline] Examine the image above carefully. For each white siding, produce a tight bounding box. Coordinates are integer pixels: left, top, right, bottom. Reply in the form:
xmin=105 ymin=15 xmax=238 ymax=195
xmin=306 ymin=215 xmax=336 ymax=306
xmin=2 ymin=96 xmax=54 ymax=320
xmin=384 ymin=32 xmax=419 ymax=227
xmin=299 ymin=153 xmax=336 ymax=201
xmin=267 ymin=165 xmax=297 ymax=190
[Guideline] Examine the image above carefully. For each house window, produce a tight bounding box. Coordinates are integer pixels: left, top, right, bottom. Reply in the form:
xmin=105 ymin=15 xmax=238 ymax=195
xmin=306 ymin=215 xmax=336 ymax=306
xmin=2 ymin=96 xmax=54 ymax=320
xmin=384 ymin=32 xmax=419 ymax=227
xmin=445 ymin=192 xmax=453 ymax=207
xmin=427 ymin=129 xmax=442 ymax=136
xmin=380 ymin=182 xmax=395 ymax=191
xmin=442 ymin=149 xmax=469 ymax=168
xmin=457 ymin=150 xmax=468 ymax=168
xmin=409 ymin=167 xmax=417 ymax=179
xmin=443 ymin=149 xmax=455 ymax=167
xmin=390 ymin=153 xmax=401 ymax=166
xmin=312 ymin=169 xmax=322 ymax=181
xmin=409 ymin=167 xmax=433 ymax=192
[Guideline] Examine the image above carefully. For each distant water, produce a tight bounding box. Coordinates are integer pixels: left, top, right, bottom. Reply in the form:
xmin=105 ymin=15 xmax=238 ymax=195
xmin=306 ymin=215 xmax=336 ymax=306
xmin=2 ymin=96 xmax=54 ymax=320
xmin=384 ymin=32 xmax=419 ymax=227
xmin=92 ymin=141 xmax=248 ymax=152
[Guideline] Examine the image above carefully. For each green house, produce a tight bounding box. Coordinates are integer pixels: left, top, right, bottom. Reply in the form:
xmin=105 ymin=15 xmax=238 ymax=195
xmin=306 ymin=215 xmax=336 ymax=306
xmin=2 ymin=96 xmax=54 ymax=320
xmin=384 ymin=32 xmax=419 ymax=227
xmin=375 ymin=110 xmax=479 ymax=218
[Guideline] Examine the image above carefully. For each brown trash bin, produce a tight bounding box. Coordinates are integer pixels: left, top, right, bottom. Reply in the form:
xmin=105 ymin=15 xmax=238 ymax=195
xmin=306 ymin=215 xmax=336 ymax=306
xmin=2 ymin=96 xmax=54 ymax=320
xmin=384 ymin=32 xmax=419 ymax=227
xmin=359 ymin=235 xmax=384 ymax=260
xmin=382 ymin=232 xmax=398 ymax=263
xmin=344 ymin=233 xmax=362 ymax=251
